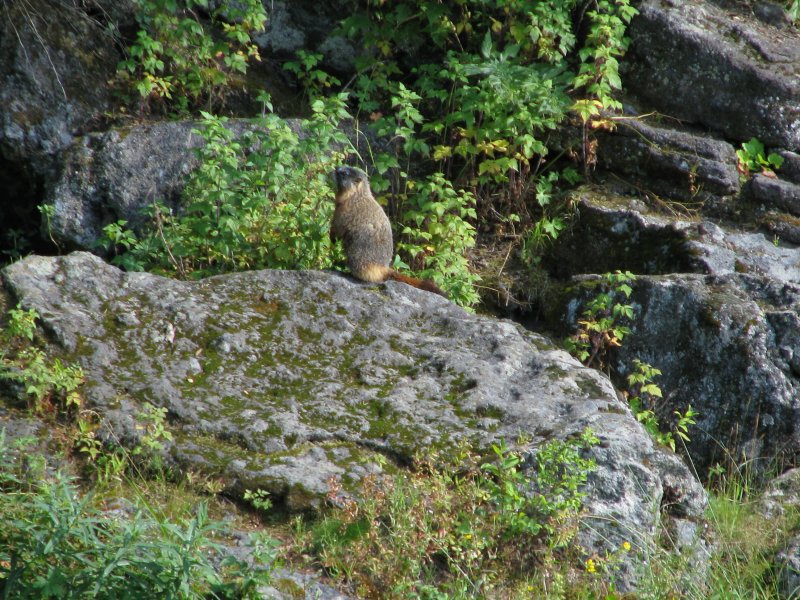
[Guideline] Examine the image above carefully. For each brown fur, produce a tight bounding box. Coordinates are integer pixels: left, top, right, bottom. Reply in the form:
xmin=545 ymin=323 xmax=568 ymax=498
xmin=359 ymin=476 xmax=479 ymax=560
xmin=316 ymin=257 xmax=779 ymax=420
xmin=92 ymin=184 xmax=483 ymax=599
xmin=331 ymin=166 xmax=446 ymax=298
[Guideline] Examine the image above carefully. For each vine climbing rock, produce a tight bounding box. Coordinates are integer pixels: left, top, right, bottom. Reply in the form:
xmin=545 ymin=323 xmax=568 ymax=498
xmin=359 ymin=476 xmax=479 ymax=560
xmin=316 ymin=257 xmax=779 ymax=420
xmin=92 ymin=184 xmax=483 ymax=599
xmin=551 ymin=194 xmax=800 ymax=482
xmin=1 ymin=251 xmax=709 ymax=592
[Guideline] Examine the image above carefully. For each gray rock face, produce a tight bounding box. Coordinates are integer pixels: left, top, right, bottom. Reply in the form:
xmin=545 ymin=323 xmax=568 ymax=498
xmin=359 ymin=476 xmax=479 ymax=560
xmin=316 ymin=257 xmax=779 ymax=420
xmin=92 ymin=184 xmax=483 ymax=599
xmin=0 ymin=0 xmax=118 ymax=168
xmin=1 ymin=251 xmax=708 ymax=590
xmin=0 ymin=0 xmax=121 ymax=247
xmin=760 ymin=468 xmax=800 ymax=519
xmin=762 ymin=213 xmax=800 ymax=246
xmin=550 ymin=193 xmax=800 ymax=282
xmin=254 ymin=1 xmax=357 ymax=72
xmin=776 ymin=539 xmax=800 ymax=600
xmin=746 ymin=174 xmax=800 ymax=217
xmin=546 ymin=192 xmax=700 ymax=278
xmin=261 ymin=569 xmax=354 ymax=600
xmin=45 ymin=122 xmax=206 ymax=249
xmin=553 ymin=193 xmax=800 ymax=478
xmin=42 ymin=117 xmax=345 ymax=251
xmin=760 ymin=469 xmax=800 ymax=598
xmin=609 ymin=274 xmax=800 ymax=478
xmin=598 ymin=119 xmax=740 ymax=201
xmin=624 ymin=0 xmax=800 ymax=150
xmin=779 ymin=151 xmax=800 ymax=185
xmin=685 ymin=224 xmax=800 ymax=283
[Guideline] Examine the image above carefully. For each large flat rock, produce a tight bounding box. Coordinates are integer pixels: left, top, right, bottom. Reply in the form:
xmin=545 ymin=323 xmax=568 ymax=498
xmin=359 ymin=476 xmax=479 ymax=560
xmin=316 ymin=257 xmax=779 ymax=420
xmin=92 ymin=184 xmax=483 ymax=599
xmin=1 ymin=252 xmax=707 ymax=588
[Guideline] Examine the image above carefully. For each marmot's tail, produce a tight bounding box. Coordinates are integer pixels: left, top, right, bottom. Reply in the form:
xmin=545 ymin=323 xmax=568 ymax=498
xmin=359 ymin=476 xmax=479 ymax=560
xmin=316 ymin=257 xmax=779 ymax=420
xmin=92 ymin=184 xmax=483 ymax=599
xmin=387 ymin=271 xmax=448 ymax=298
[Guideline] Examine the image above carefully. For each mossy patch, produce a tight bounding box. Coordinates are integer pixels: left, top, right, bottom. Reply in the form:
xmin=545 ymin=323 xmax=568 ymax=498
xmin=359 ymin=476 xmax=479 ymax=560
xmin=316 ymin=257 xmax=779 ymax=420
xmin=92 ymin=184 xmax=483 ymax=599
xmin=574 ymin=375 xmax=608 ymax=398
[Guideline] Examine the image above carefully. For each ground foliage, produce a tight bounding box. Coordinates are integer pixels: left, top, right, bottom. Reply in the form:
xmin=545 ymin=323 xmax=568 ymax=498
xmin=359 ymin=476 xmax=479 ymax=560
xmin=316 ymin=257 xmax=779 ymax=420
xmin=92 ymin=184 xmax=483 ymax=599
xmin=0 ymin=430 xmax=278 ymax=600
xmin=296 ymin=433 xmax=600 ymax=598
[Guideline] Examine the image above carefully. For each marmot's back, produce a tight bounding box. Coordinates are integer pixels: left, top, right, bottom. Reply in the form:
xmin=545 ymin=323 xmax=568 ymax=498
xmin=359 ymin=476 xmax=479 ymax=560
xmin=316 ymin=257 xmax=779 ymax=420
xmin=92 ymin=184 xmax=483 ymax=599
xmin=331 ymin=166 xmax=394 ymax=282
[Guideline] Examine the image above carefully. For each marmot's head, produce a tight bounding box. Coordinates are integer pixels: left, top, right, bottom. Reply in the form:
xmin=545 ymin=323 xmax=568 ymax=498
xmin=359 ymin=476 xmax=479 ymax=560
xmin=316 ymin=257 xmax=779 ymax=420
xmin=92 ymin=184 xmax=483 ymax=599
xmin=333 ymin=165 xmax=368 ymax=194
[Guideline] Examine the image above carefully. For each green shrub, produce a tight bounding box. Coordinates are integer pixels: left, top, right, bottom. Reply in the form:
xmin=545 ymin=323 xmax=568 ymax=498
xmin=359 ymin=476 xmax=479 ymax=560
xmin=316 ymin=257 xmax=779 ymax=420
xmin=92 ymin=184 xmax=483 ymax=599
xmin=283 ymin=51 xmax=342 ymax=99
xmin=0 ymin=431 xmax=278 ymax=599
xmin=117 ymin=0 xmax=267 ymax=114
xmin=398 ymin=172 xmax=481 ymax=306
xmin=112 ymin=0 xmax=640 ymax=307
xmin=789 ymin=0 xmax=800 ymax=24
xmin=299 ymin=431 xmax=598 ymax=598
xmin=339 ymin=0 xmax=637 ymax=182
xmin=736 ymin=138 xmax=784 ymax=176
xmin=0 ymin=305 xmax=85 ymax=416
xmin=329 ymin=0 xmax=636 ymax=305
xmin=103 ymin=95 xmax=350 ymax=278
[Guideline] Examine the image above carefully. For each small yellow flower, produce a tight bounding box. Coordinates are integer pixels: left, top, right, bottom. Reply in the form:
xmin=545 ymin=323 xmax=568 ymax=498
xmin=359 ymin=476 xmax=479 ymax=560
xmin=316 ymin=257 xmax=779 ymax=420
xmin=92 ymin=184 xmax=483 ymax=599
xmin=622 ymin=541 xmax=632 ymax=552
xmin=585 ymin=558 xmax=596 ymax=573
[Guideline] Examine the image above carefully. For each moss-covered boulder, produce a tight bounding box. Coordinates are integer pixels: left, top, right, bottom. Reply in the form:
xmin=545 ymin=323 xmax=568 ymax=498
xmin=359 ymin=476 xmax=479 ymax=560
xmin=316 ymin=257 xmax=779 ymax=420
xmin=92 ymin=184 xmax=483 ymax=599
xmin=2 ymin=251 xmax=707 ymax=590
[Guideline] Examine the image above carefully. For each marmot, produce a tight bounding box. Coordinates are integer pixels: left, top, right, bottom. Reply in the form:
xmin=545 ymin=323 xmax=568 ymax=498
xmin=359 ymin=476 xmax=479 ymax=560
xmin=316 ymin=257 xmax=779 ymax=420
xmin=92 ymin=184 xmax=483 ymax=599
xmin=331 ymin=165 xmax=446 ymax=297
